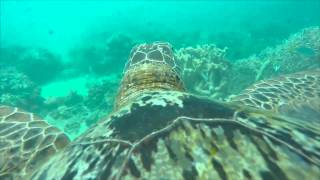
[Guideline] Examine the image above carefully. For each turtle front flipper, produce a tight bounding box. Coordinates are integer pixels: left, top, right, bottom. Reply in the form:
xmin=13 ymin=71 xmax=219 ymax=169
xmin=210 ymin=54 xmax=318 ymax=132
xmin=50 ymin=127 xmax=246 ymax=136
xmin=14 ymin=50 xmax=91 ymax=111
xmin=0 ymin=105 xmax=70 ymax=179
xmin=231 ymin=69 xmax=320 ymax=121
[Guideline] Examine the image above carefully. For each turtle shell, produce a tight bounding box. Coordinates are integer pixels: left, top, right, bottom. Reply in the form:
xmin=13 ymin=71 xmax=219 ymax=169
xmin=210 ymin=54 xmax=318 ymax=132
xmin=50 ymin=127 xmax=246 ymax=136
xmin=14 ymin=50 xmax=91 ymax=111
xmin=1 ymin=42 xmax=320 ymax=179
xmin=30 ymin=90 xmax=320 ymax=179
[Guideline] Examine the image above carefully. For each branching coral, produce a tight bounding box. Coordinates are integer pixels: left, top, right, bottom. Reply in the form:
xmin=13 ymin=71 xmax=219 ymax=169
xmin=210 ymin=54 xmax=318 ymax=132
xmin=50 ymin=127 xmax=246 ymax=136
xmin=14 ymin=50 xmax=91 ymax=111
xmin=228 ymin=56 xmax=265 ymax=96
xmin=0 ymin=67 xmax=43 ymax=111
xmin=85 ymin=76 xmax=120 ymax=110
xmin=175 ymin=44 xmax=230 ymax=100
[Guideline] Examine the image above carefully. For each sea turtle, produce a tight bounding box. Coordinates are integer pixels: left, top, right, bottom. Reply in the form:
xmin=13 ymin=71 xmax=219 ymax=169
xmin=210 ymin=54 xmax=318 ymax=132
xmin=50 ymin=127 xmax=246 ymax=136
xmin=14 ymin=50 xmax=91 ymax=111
xmin=0 ymin=42 xmax=319 ymax=179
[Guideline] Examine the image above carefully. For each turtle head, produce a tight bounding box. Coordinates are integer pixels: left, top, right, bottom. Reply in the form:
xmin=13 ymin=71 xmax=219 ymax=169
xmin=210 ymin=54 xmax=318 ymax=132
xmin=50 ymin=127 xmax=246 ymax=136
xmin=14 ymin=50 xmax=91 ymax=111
xmin=114 ymin=42 xmax=185 ymax=109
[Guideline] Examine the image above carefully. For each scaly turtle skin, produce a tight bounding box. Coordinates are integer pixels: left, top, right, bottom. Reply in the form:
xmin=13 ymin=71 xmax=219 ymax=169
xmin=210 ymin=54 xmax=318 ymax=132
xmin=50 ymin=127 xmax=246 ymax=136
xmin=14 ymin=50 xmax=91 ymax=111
xmin=1 ymin=42 xmax=320 ymax=179
xmin=115 ymin=42 xmax=184 ymax=109
xmin=231 ymin=70 xmax=320 ymax=121
xmin=0 ymin=106 xmax=69 ymax=179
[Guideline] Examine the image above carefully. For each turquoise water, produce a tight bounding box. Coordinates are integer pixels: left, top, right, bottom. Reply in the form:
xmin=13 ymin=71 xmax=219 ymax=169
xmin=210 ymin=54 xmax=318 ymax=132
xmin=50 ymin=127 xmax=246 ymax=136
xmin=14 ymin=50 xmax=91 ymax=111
xmin=1 ymin=1 xmax=320 ymax=179
xmin=1 ymin=1 xmax=319 ymax=59
xmin=1 ymin=1 xmax=320 ymax=138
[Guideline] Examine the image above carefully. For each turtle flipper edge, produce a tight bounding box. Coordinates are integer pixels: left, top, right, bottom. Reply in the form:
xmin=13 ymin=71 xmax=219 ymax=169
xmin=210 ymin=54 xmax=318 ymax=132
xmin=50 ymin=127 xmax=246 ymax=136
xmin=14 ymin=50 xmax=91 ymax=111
xmin=0 ymin=105 xmax=70 ymax=179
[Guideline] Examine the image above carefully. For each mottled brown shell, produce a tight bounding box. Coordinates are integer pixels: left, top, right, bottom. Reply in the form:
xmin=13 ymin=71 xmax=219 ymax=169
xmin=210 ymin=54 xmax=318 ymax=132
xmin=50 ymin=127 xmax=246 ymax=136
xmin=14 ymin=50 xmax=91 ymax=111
xmin=28 ymin=44 xmax=320 ymax=180
xmin=115 ymin=42 xmax=185 ymax=109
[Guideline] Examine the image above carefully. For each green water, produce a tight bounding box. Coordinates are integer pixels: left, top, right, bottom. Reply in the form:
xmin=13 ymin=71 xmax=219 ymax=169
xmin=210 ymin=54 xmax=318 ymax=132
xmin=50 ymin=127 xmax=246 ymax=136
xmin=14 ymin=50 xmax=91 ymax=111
xmin=1 ymin=2 xmax=320 ymax=179
xmin=1 ymin=0 xmax=320 ymax=139
xmin=1 ymin=1 xmax=319 ymax=59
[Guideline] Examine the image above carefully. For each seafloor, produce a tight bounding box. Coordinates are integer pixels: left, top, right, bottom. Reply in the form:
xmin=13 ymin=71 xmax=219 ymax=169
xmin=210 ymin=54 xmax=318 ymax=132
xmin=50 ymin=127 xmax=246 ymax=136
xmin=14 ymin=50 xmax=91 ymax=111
xmin=1 ymin=26 xmax=319 ymax=140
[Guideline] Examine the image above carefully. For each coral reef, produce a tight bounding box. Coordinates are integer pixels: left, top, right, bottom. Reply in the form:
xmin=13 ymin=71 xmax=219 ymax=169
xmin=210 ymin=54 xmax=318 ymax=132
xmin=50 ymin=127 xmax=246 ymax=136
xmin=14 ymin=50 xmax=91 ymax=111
xmin=229 ymin=26 xmax=320 ymax=95
xmin=0 ymin=67 xmax=43 ymax=112
xmin=44 ymin=103 xmax=90 ymax=139
xmin=258 ymin=26 xmax=320 ymax=76
xmin=41 ymin=75 xmax=120 ymax=139
xmin=176 ymin=44 xmax=230 ymax=99
xmin=228 ymin=56 xmax=266 ymax=95
xmin=0 ymin=47 xmax=64 ymax=84
xmin=175 ymin=26 xmax=320 ymax=100
xmin=85 ymin=75 xmax=120 ymax=112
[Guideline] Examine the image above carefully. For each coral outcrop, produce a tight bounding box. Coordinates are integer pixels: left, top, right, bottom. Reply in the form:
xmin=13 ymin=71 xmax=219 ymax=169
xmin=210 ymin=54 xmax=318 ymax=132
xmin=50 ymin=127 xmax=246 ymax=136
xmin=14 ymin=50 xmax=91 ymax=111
xmin=42 ymin=75 xmax=120 ymax=139
xmin=175 ymin=27 xmax=320 ymax=100
xmin=229 ymin=26 xmax=320 ymax=95
xmin=176 ymin=44 xmax=230 ymax=99
xmin=258 ymin=26 xmax=320 ymax=76
xmin=0 ymin=67 xmax=43 ymax=112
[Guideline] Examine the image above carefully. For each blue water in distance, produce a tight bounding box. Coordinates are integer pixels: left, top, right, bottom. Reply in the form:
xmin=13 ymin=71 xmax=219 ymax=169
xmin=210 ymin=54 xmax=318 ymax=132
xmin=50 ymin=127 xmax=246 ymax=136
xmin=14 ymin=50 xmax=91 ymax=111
xmin=1 ymin=0 xmax=319 ymax=60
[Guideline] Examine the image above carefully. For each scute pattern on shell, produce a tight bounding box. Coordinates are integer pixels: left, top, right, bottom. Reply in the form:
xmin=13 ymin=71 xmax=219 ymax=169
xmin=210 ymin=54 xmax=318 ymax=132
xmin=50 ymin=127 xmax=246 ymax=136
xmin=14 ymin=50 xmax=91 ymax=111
xmin=0 ymin=106 xmax=70 ymax=179
xmin=30 ymin=91 xmax=320 ymax=180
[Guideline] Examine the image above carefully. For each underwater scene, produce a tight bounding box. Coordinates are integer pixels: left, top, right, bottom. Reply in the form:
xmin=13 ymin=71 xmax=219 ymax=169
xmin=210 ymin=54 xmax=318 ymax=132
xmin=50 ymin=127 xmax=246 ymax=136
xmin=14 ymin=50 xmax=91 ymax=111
xmin=0 ymin=0 xmax=320 ymax=179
